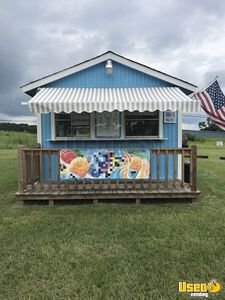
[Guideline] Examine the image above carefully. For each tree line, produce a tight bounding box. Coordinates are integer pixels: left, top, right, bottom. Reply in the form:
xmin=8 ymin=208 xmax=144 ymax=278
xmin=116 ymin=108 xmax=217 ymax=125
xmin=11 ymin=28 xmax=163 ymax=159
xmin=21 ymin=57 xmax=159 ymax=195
xmin=0 ymin=123 xmax=37 ymax=134
xmin=198 ymin=118 xmax=223 ymax=132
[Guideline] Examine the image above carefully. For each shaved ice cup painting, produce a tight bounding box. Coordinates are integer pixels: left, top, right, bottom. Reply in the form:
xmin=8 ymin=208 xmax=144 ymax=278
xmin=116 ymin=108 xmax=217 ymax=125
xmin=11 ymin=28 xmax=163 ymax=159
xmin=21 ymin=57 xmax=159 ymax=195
xmin=60 ymin=149 xmax=150 ymax=180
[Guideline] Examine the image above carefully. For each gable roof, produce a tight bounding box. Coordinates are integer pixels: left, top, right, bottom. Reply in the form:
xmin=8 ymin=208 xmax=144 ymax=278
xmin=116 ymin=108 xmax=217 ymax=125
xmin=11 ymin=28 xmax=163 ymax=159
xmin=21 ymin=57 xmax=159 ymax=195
xmin=21 ymin=51 xmax=197 ymax=95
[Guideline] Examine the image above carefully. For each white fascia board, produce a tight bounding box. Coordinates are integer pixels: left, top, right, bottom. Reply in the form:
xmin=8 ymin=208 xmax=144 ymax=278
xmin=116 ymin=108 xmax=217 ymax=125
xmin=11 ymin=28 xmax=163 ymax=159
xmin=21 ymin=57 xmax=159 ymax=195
xmin=22 ymin=52 xmax=197 ymax=93
xmin=109 ymin=53 xmax=197 ymax=92
xmin=22 ymin=53 xmax=112 ymax=93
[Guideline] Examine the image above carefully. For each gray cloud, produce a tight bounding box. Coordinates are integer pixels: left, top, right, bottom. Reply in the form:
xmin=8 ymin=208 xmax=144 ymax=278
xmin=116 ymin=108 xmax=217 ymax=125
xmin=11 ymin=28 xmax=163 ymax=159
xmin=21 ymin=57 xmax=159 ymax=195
xmin=0 ymin=0 xmax=225 ymax=120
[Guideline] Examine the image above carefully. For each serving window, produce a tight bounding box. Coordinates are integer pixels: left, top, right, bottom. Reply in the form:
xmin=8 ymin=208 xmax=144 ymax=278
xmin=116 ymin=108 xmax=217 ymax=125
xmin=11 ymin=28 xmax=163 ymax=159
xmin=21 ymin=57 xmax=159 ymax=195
xmin=55 ymin=112 xmax=90 ymax=138
xmin=125 ymin=111 xmax=159 ymax=137
xmin=53 ymin=110 xmax=161 ymax=140
xmin=95 ymin=111 xmax=121 ymax=138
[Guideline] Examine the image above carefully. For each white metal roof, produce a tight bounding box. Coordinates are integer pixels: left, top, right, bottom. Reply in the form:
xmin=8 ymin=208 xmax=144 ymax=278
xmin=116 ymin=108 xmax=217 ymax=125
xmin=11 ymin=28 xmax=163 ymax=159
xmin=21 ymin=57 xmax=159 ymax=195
xmin=28 ymin=87 xmax=200 ymax=113
xmin=22 ymin=51 xmax=197 ymax=94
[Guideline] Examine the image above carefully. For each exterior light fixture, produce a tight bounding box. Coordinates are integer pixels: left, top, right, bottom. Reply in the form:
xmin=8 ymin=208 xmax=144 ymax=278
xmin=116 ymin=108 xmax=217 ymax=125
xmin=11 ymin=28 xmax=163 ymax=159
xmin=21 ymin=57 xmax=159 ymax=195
xmin=105 ymin=60 xmax=113 ymax=75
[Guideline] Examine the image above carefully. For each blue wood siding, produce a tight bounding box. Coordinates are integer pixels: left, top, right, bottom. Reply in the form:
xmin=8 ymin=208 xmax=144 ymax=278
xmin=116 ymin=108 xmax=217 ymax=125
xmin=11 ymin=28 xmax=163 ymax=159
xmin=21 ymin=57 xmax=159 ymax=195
xmin=47 ymin=61 xmax=173 ymax=89
xmin=40 ymin=60 xmax=179 ymax=181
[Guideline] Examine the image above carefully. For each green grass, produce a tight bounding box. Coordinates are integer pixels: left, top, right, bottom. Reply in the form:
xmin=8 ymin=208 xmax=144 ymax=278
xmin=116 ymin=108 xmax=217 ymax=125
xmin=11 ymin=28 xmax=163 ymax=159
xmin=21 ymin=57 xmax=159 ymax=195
xmin=0 ymin=131 xmax=37 ymax=149
xmin=0 ymin=137 xmax=225 ymax=299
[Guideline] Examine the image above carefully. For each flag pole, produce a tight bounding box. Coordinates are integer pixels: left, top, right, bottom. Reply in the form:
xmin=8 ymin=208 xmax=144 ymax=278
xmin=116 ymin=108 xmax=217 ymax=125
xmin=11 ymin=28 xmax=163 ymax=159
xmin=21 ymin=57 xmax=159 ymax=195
xmin=189 ymin=75 xmax=218 ymax=98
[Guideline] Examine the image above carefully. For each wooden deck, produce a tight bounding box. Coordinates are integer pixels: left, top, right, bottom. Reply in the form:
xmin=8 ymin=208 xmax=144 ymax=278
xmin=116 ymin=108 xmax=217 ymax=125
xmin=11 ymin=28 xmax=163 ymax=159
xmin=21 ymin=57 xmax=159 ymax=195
xmin=15 ymin=146 xmax=200 ymax=205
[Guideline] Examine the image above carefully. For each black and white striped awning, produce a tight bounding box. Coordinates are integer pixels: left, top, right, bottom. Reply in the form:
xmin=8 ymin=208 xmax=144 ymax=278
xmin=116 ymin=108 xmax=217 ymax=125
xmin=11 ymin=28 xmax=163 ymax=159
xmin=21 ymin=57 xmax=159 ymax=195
xmin=28 ymin=87 xmax=200 ymax=113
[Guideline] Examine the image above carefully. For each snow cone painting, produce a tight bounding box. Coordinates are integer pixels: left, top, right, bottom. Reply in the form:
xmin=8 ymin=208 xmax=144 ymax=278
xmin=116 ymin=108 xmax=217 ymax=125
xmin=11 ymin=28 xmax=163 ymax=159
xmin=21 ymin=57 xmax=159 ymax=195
xmin=60 ymin=149 xmax=150 ymax=180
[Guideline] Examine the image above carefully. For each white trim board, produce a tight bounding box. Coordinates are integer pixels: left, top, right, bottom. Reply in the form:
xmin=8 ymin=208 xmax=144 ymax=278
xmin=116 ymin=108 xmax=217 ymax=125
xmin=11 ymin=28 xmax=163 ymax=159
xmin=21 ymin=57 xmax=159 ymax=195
xmin=159 ymin=111 xmax=163 ymax=139
xmin=177 ymin=110 xmax=182 ymax=179
xmin=51 ymin=112 xmax=56 ymax=140
xmin=22 ymin=51 xmax=197 ymax=94
xmin=36 ymin=113 xmax=42 ymax=145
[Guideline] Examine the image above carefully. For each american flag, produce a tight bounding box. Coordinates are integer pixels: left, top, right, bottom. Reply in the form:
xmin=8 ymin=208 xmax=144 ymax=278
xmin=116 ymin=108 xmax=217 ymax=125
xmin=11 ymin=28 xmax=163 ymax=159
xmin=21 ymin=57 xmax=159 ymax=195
xmin=194 ymin=80 xmax=225 ymax=130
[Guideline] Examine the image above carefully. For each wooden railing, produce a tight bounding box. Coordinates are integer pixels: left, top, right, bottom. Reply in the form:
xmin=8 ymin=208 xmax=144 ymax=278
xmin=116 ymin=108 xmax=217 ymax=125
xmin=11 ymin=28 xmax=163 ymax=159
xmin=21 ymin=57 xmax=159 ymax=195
xmin=150 ymin=146 xmax=197 ymax=191
xmin=18 ymin=146 xmax=60 ymax=193
xmin=17 ymin=145 xmax=197 ymax=193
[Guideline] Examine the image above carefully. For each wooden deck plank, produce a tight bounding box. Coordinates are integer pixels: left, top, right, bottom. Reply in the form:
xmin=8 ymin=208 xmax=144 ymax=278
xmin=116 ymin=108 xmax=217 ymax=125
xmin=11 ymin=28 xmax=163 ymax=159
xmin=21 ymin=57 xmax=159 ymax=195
xmin=16 ymin=184 xmax=198 ymax=194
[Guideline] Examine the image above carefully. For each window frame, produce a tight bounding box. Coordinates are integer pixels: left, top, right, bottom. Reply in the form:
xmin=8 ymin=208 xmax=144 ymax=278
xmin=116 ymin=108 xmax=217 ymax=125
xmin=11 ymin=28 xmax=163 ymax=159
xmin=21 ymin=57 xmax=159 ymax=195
xmin=52 ymin=112 xmax=91 ymax=140
xmin=51 ymin=111 xmax=164 ymax=140
xmin=124 ymin=110 xmax=161 ymax=139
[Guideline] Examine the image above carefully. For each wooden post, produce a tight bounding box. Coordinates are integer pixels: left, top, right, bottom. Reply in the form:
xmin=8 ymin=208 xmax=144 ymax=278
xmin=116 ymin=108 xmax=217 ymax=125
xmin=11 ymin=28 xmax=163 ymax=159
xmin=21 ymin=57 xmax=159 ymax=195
xmin=136 ymin=198 xmax=141 ymax=205
xmin=49 ymin=199 xmax=54 ymax=207
xmin=17 ymin=200 xmax=24 ymax=206
xmin=181 ymin=149 xmax=184 ymax=188
xmin=39 ymin=150 xmax=43 ymax=187
xmin=30 ymin=150 xmax=34 ymax=187
xmin=18 ymin=145 xmax=24 ymax=193
xmin=140 ymin=179 xmax=144 ymax=190
xmin=48 ymin=150 xmax=51 ymax=185
xmin=189 ymin=149 xmax=193 ymax=188
xmin=191 ymin=145 xmax=197 ymax=191
xmin=149 ymin=149 xmax=152 ymax=190
xmin=57 ymin=150 xmax=60 ymax=187
xmin=34 ymin=152 xmax=38 ymax=181
xmin=165 ymin=150 xmax=168 ymax=188
xmin=157 ymin=149 xmax=160 ymax=188
xmin=173 ymin=150 xmax=177 ymax=187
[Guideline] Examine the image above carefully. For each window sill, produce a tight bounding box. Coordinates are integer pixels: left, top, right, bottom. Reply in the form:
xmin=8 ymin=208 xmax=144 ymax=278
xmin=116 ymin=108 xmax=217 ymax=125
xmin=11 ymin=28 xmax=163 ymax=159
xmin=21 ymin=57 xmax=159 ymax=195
xmin=47 ymin=137 xmax=168 ymax=142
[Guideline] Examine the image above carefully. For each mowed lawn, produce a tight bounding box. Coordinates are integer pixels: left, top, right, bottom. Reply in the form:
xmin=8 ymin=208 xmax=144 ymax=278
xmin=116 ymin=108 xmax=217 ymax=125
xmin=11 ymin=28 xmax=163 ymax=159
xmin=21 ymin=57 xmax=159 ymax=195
xmin=0 ymin=139 xmax=225 ymax=299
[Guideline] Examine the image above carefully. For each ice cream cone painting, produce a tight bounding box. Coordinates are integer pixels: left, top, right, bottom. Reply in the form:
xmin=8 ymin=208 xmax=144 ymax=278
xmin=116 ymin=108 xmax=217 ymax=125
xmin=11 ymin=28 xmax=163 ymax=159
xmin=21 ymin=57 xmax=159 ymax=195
xmin=60 ymin=148 xmax=150 ymax=180
xmin=120 ymin=149 xmax=150 ymax=179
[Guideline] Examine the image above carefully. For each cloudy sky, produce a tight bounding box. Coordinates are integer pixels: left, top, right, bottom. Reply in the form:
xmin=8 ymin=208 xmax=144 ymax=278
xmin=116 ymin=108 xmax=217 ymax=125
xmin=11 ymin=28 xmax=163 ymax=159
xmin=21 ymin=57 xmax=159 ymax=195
xmin=1 ymin=0 xmax=225 ymax=128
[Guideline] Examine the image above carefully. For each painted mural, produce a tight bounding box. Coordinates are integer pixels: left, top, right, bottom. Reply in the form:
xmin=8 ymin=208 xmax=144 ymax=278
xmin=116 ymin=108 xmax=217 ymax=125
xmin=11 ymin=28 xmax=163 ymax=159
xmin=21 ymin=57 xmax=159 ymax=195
xmin=60 ymin=149 xmax=150 ymax=180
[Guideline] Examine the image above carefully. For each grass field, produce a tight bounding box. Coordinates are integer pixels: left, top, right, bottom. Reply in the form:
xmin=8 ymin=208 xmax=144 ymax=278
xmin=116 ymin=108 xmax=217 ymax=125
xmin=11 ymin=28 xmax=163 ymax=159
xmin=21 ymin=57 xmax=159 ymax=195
xmin=0 ymin=134 xmax=225 ymax=299
xmin=0 ymin=131 xmax=37 ymax=149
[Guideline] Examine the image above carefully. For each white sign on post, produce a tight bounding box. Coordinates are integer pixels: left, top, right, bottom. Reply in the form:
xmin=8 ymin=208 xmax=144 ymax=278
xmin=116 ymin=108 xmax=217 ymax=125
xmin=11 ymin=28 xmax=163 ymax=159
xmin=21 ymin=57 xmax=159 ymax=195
xmin=216 ymin=141 xmax=223 ymax=147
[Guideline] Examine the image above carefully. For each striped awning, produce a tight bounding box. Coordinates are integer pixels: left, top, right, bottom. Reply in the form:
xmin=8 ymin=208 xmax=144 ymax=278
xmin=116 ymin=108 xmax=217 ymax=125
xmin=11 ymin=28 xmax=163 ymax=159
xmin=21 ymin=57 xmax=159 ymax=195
xmin=28 ymin=87 xmax=200 ymax=113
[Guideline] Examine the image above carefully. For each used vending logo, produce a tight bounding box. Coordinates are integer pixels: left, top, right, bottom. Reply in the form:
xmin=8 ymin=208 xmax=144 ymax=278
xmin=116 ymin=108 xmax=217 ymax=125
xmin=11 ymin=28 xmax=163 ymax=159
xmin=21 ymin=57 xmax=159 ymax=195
xmin=178 ymin=279 xmax=221 ymax=298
